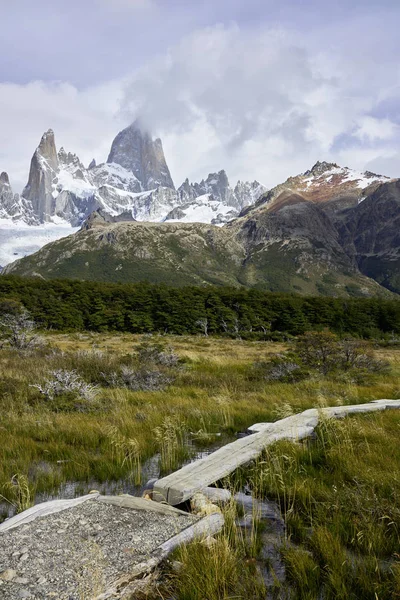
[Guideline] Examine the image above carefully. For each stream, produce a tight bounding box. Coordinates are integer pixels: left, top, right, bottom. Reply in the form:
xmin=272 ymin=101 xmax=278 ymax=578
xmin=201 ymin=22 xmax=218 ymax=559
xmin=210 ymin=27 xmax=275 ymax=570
xmin=0 ymin=437 xmax=228 ymax=521
xmin=1 ymin=432 xmax=288 ymax=596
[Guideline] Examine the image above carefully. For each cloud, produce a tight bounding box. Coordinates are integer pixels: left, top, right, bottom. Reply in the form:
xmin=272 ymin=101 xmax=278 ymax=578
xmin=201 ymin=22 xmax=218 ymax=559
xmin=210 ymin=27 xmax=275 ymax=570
xmin=354 ymin=116 xmax=398 ymax=142
xmin=0 ymin=79 xmax=125 ymax=192
xmin=120 ymin=23 xmax=400 ymax=185
xmin=1 ymin=15 xmax=400 ymax=194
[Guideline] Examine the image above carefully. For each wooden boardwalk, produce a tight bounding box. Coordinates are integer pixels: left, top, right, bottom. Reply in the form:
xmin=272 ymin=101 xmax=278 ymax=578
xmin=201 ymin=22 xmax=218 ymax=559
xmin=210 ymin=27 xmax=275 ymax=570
xmin=153 ymin=399 xmax=400 ymax=505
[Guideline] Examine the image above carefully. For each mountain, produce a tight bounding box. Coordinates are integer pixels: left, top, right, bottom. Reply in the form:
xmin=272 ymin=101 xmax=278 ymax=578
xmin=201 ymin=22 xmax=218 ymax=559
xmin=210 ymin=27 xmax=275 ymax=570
xmin=0 ymin=172 xmax=30 ymax=221
xmin=5 ymin=172 xmax=397 ymax=298
xmin=252 ymin=161 xmax=392 ymax=215
xmin=0 ymin=125 xmax=266 ymax=233
xmin=107 ymin=120 xmax=175 ymax=190
xmin=171 ymin=171 xmax=266 ymax=224
xmin=335 ymin=180 xmax=400 ymax=294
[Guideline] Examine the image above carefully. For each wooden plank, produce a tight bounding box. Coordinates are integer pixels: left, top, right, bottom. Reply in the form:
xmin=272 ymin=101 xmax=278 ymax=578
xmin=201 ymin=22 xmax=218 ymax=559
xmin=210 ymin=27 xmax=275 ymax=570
xmin=153 ymin=400 xmax=400 ymax=505
xmin=0 ymin=493 xmax=99 ymax=533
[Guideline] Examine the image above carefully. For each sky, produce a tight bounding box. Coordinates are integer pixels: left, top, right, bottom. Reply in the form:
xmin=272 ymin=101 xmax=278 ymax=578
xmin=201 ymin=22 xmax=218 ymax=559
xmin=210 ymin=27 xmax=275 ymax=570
xmin=0 ymin=0 xmax=399 ymax=192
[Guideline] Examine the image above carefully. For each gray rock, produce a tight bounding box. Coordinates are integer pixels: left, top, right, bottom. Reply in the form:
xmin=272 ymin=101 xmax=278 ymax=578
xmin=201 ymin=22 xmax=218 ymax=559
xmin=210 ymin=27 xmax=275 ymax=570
xmin=19 ymin=553 xmax=29 ymax=562
xmin=177 ymin=170 xmax=267 ymax=212
xmin=107 ymin=120 xmax=175 ymax=190
xmin=0 ymin=568 xmax=17 ymax=581
xmin=22 ymin=129 xmax=59 ymax=223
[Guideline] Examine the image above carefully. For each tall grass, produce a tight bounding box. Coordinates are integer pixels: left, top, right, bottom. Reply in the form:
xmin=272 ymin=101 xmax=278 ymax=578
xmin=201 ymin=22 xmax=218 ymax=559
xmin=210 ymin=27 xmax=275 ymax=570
xmin=247 ymin=410 xmax=400 ymax=600
xmin=0 ymin=333 xmax=399 ymax=515
xmin=167 ymin=495 xmax=267 ymax=600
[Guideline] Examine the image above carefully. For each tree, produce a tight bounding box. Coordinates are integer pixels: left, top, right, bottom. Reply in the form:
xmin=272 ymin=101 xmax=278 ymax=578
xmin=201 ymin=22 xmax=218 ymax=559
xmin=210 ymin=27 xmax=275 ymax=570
xmin=295 ymin=331 xmax=339 ymax=375
xmin=0 ymin=311 xmax=41 ymax=351
xmin=196 ymin=318 xmax=209 ymax=337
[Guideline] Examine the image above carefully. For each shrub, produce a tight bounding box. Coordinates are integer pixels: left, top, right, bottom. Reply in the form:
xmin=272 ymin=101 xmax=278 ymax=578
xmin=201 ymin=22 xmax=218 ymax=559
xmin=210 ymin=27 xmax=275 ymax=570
xmin=0 ymin=311 xmax=42 ymax=351
xmin=260 ymin=354 xmax=309 ymax=383
xmin=31 ymin=369 xmax=99 ymax=403
xmin=295 ymin=331 xmax=340 ymax=375
xmin=136 ymin=341 xmax=180 ymax=368
xmin=105 ymin=365 xmax=173 ymax=392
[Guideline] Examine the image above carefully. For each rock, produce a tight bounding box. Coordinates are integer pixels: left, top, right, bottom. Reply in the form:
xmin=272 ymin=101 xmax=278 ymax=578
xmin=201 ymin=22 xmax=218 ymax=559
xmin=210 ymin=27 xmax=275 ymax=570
xmin=200 ymin=487 xmax=231 ymax=505
xmin=18 ymin=590 xmax=32 ymax=598
xmin=0 ymin=568 xmax=17 ymax=581
xmin=107 ymin=120 xmax=175 ymax=190
xmin=19 ymin=553 xmax=29 ymax=562
xmin=170 ymin=560 xmax=183 ymax=573
xmin=190 ymin=493 xmax=221 ymax=516
xmin=177 ymin=170 xmax=266 ymax=212
xmin=14 ymin=577 xmax=29 ymax=584
xmin=22 ymin=129 xmax=59 ymax=222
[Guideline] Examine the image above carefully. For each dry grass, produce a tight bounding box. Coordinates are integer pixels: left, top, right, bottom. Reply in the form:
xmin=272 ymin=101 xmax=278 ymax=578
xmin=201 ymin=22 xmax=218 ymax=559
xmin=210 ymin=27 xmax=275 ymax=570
xmin=0 ymin=333 xmax=399 ymax=517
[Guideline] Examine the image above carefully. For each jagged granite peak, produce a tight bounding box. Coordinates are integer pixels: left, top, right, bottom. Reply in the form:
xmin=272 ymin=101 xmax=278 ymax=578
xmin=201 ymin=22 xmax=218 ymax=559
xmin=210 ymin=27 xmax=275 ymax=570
xmin=107 ymin=120 xmax=175 ymax=190
xmin=22 ymin=129 xmax=59 ymax=222
xmin=37 ymin=129 xmax=58 ymax=172
xmin=304 ymin=161 xmax=340 ymax=177
xmin=0 ymin=171 xmax=10 ymax=185
xmin=57 ymin=147 xmax=88 ymax=180
xmin=177 ymin=171 xmax=267 ymax=214
xmin=233 ymin=180 xmax=267 ymax=210
xmin=88 ymin=159 xmax=96 ymax=169
xmin=0 ymin=172 xmax=34 ymax=222
xmin=0 ymin=171 xmax=17 ymax=218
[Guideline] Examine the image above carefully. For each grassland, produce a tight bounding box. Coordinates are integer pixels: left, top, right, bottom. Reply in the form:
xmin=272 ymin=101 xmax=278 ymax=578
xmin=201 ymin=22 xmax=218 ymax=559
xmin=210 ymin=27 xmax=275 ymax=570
xmin=1 ymin=333 xmax=399 ymax=598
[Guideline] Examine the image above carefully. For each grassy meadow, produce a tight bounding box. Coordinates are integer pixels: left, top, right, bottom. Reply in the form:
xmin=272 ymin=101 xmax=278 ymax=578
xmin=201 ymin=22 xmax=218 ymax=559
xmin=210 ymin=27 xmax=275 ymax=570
xmin=0 ymin=330 xmax=400 ymax=598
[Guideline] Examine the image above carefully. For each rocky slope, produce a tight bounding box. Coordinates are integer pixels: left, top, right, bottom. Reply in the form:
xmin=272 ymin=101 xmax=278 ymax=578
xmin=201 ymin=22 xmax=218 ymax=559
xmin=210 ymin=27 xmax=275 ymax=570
xmin=0 ymin=172 xmax=32 ymax=221
xmin=252 ymin=161 xmax=393 ymax=215
xmin=335 ymin=180 xmax=400 ymax=294
xmin=5 ymin=179 xmax=396 ymax=298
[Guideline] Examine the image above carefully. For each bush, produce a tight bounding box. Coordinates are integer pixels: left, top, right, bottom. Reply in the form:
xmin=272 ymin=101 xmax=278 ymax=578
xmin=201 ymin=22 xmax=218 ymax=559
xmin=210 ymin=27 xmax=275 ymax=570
xmin=0 ymin=311 xmax=42 ymax=351
xmin=256 ymin=354 xmax=309 ymax=383
xmin=257 ymin=332 xmax=390 ymax=382
xmin=106 ymin=365 xmax=173 ymax=392
xmin=136 ymin=341 xmax=180 ymax=368
xmin=31 ymin=369 xmax=99 ymax=403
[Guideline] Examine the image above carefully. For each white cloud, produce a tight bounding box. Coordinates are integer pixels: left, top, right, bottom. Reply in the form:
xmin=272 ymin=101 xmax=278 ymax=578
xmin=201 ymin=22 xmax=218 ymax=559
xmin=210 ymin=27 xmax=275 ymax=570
xmin=0 ymin=79 xmax=125 ymax=192
xmin=0 ymin=21 xmax=399 ymax=196
xmin=120 ymin=24 xmax=400 ymax=185
xmin=354 ymin=116 xmax=398 ymax=142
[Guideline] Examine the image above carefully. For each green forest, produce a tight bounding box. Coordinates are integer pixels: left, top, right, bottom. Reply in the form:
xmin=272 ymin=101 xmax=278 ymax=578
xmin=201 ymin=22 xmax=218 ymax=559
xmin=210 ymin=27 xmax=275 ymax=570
xmin=0 ymin=275 xmax=399 ymax=337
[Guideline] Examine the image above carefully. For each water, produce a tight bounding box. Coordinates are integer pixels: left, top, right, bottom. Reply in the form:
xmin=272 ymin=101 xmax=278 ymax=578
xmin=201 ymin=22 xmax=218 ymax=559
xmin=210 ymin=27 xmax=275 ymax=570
xmin=0 ymin=439 xmax=226 ymax=522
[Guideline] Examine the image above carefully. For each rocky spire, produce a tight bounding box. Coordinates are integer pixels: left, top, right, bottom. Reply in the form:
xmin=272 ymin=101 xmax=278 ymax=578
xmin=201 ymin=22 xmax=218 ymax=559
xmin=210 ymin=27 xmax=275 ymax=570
xmin=107 ymin=120 xmax=175 ymax=191
xmin=0 ymin=171 xmax=10 ymax=185
xmin=88 ymin=158 xmax=96 ymax=169
xmin=0 ymin=172 xmax=28 ymax=220
xmin=22 ymin=129 xmax=59 ymax=222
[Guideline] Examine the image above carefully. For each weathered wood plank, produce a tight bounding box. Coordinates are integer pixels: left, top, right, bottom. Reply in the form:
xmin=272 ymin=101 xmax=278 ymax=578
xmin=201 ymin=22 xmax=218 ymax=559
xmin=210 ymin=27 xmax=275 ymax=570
xmin=0 ymin=493 xmax=99 ymax=532
xmin=153 ymin=400 xmax=400 ymax=505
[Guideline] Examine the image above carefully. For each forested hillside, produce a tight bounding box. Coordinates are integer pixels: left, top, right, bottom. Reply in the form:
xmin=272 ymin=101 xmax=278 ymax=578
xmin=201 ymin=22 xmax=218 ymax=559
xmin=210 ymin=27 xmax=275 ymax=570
xmin=0 ymin=276 xmax=398 ymax=337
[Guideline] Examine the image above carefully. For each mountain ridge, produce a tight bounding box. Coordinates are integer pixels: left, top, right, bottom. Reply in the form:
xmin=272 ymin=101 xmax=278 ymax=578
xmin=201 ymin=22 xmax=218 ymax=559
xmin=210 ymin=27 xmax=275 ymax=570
xmin=0 ymin=124 xmax=267 ymax=229
xmin=5 ymin=178 xmax=399 ymax=298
